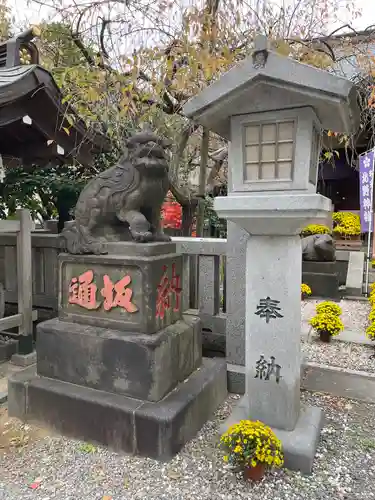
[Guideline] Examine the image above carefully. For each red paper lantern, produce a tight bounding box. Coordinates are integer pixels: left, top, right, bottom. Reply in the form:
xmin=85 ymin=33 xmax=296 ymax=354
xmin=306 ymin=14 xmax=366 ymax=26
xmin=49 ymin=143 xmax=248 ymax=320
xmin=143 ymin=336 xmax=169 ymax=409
xmin=161 ymin=193 xmax=182 ymax=229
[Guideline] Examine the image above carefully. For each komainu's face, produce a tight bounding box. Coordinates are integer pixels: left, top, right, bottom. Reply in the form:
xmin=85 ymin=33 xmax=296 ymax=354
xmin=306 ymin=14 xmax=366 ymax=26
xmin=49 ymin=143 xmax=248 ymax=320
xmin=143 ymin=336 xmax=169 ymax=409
xmin=314 ymin=234 xmax=334 ymax=251
xmin=127 ymin=133 xmax=171 ymax=172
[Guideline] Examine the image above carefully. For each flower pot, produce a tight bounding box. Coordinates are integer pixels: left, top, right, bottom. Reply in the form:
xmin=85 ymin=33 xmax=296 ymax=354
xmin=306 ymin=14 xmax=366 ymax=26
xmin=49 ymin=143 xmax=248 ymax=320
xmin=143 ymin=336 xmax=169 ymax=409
xmin=319 ymin=330 xmax=331 ymax=343
xmin=243 ymin=463 xmax=266 ymax=481
xmin=333 ymin=232 xmax=359 ymax=240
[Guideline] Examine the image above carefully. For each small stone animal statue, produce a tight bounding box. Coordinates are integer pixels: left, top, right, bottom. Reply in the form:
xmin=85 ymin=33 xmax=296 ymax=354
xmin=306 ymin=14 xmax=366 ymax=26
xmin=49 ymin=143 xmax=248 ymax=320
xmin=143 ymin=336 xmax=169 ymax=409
xmin=59 ymin=130 xmax=172 ymax=255
xmin=302 ymin=234 xmax=336 ymax=262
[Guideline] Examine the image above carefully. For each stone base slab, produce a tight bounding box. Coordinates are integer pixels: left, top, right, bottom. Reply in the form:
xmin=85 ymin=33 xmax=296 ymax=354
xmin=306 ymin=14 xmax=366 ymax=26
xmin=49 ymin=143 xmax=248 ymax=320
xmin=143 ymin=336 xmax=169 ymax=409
xmin=302 ymin=261 xmax=337 ymax=274
xmin=220 ymin=396 xmax=324 ymax=474
xmin=184 ymin=310 xmax=226 ymax=355
xmin=302 ymin=361 xmax=375 ymax=403
xmin=0 ymin=338 xmax=18 ymax=363
xmin=37 ymin=315 xmax=202 ymax=402
xmin=8 ymin=358 xmax=227 ymax=461
xmin=302 ymin=271 xmax=340 ymax=298
xmin=11 ymin=351 xmax=37 ymax=367
xmin=227 ymin=363 xmax=245 ymax=394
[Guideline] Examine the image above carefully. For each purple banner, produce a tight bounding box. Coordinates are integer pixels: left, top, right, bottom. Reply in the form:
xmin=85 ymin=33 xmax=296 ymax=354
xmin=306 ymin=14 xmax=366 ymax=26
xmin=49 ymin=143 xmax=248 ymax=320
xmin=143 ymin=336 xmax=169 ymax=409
xmin=359 ymin=150 xmax=375 ymax=233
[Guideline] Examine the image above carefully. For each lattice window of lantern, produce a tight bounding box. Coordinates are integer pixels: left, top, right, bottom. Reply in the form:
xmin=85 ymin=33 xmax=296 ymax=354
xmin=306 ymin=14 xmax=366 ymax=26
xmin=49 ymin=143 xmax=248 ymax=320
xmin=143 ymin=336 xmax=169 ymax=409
xmin=244 ymin=121 xmax=295 ymax=182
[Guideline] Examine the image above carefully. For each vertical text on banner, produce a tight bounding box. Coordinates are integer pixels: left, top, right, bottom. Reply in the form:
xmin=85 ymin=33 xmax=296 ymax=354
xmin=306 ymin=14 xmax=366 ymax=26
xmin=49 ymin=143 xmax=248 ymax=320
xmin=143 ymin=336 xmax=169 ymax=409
xmin=359 ymin=150 xmax=375 ymax=233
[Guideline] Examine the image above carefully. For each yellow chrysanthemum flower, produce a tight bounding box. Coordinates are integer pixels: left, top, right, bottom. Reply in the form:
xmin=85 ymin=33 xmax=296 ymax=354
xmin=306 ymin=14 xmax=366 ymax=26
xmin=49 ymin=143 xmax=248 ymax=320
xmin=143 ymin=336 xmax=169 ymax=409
xmin=220 ymin=420 xmax=284 ymax=470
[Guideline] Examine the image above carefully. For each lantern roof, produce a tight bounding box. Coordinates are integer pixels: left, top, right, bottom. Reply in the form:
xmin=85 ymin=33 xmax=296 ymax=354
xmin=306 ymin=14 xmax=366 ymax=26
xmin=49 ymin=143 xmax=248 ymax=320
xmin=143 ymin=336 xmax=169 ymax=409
xmin=0 ymin=29 xmax=110 ymax=167
xmin=183 ymin=35 xmax=360 ymax=140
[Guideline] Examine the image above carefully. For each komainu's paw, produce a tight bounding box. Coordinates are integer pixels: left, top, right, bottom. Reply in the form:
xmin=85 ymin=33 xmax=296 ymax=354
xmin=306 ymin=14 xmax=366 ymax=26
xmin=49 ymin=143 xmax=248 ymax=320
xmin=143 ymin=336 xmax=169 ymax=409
xmin=131 ymin=230 xmax=153 ymax=243
xmin=153 ymin=232 xmax=172 ymax=242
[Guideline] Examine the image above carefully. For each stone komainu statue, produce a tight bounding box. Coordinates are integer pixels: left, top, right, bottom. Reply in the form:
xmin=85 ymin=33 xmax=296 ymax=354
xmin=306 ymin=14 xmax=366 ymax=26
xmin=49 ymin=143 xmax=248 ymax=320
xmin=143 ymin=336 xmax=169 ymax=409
xmin=301 ymin=233 xmax=336 ymax=262
xmin=59 ymin=131 xmax=172 ymax=255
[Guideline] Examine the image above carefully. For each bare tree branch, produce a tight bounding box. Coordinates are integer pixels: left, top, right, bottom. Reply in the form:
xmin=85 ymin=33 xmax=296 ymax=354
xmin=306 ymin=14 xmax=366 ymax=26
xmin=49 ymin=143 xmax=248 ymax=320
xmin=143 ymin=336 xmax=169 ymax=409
xmin=71 ymin=10 xmax=96 ymax=66
xmin=99 ymin=18 xmax=110 ymax=59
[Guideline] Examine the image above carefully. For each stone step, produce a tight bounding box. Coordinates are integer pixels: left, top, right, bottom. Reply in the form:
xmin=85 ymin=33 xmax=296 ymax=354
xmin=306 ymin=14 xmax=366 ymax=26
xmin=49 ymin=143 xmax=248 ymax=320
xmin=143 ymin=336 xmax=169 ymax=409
xmin=8 ymin=358 xmax=227 ymax=461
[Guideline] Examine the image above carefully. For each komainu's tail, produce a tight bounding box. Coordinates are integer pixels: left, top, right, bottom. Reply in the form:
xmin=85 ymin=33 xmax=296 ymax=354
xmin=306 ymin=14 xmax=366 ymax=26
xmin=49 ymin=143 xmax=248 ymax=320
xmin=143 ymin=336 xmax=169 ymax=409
xmin=58 ymin=221 xmax=107 ymax=255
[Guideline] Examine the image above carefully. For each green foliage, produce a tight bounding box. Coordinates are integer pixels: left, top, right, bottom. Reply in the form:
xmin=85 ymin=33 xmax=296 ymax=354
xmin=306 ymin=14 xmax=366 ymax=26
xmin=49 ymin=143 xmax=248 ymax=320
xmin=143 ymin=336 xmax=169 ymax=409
xmin=0 ymin=157 xmax=115 ymax=223
xmin=38 ymin=23 xmax=90 ymax=70
xmin=203 ymin=195 xmax=226 ymax=237
xmin=77 ymin=442 xmax=97 ymax=453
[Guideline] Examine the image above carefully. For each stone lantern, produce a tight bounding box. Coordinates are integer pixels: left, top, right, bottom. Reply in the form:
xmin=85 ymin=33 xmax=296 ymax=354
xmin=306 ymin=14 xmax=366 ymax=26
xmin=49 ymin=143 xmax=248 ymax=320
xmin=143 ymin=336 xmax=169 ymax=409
xmin=184 ymin=35 xmax=359 ymax=473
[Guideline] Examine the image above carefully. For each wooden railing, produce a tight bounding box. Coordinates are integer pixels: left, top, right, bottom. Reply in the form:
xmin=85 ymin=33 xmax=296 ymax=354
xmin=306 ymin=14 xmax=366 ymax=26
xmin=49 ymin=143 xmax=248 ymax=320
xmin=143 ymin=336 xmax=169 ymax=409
xmin=0 ymin=210 xmax=38 ymax=353
xmin=172 ymin=237 xmax=227 ymax=354
xmin=0 ymin=232 xmax=228 ymax=353
xmin=0 ymin=232 xmax=59 ymax=311
xmin=0 ymin=233 xmax=227 ymax=328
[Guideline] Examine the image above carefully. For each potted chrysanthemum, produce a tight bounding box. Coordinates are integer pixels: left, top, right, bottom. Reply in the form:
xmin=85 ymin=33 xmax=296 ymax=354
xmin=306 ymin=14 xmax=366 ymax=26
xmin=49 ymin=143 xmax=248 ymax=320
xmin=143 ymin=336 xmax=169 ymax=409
xmin=366 ymin=288 xmax=375 ymax=358
xmin=332 ymin=212 xmax=361 ymax=240
xmin=301 ymin=224 xmax=331 ymax=237
xmin=309 ymin=301 xmax=344 ymax=342
xmin=301 ymin=283 xmax=312 ymax=300
xmin=220 ymin=420 xmax=284 ymax=481
xmin=309 ymin=312 xmax=344 ymax=342
xmin=315 ymin=301 xmax=342 ymax=317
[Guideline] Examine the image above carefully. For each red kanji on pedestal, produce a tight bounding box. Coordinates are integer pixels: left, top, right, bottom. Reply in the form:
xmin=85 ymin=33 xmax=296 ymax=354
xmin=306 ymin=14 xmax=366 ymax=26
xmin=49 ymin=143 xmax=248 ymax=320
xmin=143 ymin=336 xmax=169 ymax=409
xmin=69 ymin=270 xmax=100 ymax=310
xmin=156 ymin=263 xmax=182 ymax=319
xmin=170 ymin=263 xmax=182 ymax=312
xmin=156 ymin=265 xmax=170 ymax=319
xmin=100 ymin=274 xmax=138 ymax=313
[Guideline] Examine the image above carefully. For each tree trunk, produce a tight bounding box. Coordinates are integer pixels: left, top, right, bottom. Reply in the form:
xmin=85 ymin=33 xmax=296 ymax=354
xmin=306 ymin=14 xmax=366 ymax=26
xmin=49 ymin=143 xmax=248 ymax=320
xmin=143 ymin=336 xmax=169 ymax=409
xmin=169 ymin=179 xmax=199 ymax=237
xmin=56 ymin=190 xmax=78 ymax=233
xmin=181 ymin=202 xmax=197 ymax=236
xmin=57 ymin=205 xmax=71 ymax=233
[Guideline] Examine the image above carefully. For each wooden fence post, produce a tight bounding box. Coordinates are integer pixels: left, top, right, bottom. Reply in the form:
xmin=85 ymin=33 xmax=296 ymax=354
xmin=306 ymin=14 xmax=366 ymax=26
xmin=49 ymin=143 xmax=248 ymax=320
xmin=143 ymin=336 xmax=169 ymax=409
xmin=16 ymin=209 xmax=34 ymax=354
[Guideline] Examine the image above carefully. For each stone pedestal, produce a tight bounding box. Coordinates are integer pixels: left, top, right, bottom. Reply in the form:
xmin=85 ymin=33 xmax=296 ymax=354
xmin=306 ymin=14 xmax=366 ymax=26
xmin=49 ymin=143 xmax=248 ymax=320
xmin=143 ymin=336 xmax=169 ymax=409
xmin=59 ymin=246 xmax=183 ymax=333
xmin=302 ymin=261 xmax=340 ymax=298
xmin=8 ymin=242 xmax=226 ymax=460
xmin=37 ymin=316 xmax=201 ymax=402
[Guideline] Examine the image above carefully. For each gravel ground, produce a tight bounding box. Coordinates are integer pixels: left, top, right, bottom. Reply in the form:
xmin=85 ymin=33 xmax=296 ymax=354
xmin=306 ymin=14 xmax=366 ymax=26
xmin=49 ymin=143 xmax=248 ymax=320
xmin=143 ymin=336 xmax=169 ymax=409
xmin=301 ymin=298 xmax=375 ymax=373
xmin=1 ymin=392 xmax=375 ymax=500
xmin=301 ymin=338 xmax=375 ymax=372
xmin=301 ymin=299 xmax=370 ymax=331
